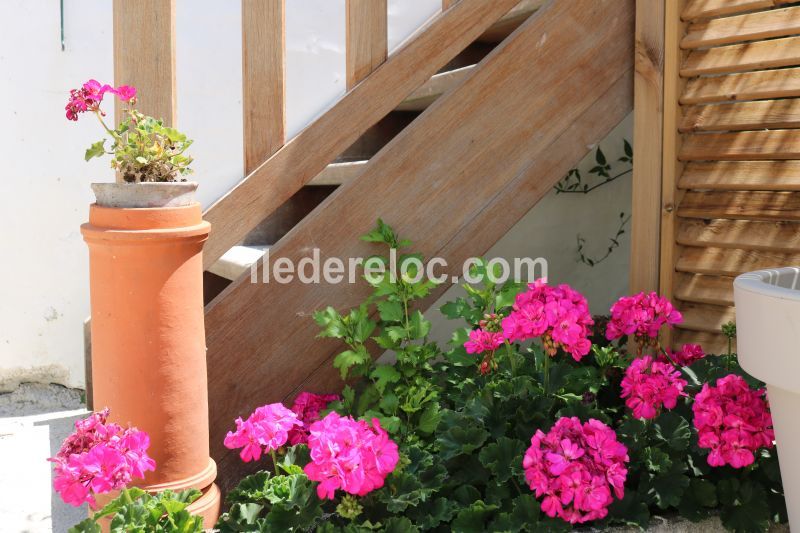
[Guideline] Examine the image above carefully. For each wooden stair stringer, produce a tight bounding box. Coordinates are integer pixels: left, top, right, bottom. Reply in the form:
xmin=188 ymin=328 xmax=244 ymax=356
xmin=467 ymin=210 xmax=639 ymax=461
xmin=204 ymin=0 xmax=634 ymax=489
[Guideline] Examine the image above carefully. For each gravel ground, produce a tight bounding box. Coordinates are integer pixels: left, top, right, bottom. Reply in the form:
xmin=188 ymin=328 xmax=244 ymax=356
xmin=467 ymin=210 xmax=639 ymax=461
xmin=0 ymin=383 xmax=88 ymax=532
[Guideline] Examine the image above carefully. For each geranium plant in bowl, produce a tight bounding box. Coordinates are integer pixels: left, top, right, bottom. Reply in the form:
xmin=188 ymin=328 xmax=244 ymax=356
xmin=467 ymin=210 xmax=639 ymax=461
xmin=67 ymin=79 xmax=195 ymax=207
xmin=74 ymin=79 xmax=220 ymax=525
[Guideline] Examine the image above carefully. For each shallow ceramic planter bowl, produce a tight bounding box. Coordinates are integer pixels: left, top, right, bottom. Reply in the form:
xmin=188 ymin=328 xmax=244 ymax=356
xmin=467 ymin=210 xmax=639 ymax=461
xmin=91 ymin=181 xmax=198 ymax=208
xmin=734 ymin=266 xmax=800 ymax=529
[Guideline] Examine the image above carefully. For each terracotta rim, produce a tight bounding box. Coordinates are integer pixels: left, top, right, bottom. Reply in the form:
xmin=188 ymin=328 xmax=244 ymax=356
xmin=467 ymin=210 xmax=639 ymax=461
xmin=143 ymin=458 xmax=218 ymax=493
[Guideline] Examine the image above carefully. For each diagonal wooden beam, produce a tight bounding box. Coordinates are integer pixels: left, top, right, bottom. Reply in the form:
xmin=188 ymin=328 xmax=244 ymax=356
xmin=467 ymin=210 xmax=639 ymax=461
xmin=202 ymin=0 xmax=523 ymax=269
xmin=205 ymin=0 xmax=634 ymax=489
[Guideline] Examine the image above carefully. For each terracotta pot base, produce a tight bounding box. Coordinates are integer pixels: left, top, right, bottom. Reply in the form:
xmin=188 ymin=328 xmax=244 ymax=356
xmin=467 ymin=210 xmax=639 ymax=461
xmin=82 ymin=202 xmax=218 ymax=527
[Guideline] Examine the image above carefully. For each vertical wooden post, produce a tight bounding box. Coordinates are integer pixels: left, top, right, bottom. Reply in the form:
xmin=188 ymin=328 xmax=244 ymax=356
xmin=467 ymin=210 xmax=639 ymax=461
xmin=346 ymin=0 xmax=388 ymax=89
xmin=113 ymin=0 xmax=177 ymax=128
xmin=242 ymin=0 xmax=286 ymax=174
xmin=659 ymin=0 xmax=687 ymax=347
xmin=630 ymin=0 xmax=664 ymax=295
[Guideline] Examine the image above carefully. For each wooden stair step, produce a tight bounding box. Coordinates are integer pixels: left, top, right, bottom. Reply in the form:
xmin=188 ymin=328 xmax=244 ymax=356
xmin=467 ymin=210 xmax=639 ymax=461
xmin=681 ymin=67 xmax=800 ymax=104
xmin=673 ymin=329 xmax=735 ymax=356
xmin=679 ymin=160 xmax=800 ymax=190
xmin=207 ymin=245 xmax=270 ymax=281
xmin=681 ymin=35 xmax=800 ymax=77
xmin=397 ymin=65 xmax=475 ymax=111
xmin=682 ymin=0 xmax=790 ymax=21
xmin=678 ymin=218 xmax=800 ymax=252
xmin=676 ymin=246 xmax=800 ymax=276
xmin=675 ymin=272 xmax=735 ymax=306
xmin=309 ymin=160 xmax=367 ymax=186
xmin=678 ymin=190 xmax=800 ymax=220
xmin=679 ymin=130 xmax=800 ymax=160
xmin=678 ymin=302 xmax=736 ymax=334
xmin=477 ymin=0 xmax=546 ymax=42
xmin=682 ymin=6 xmax=800 ymax=49
xmin=680 ymin=99 xmax=800 ymax=132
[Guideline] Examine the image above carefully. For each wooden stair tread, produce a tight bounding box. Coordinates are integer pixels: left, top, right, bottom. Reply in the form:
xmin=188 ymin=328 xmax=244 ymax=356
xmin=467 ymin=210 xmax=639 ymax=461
xmin=676 ymin=246 xmax=800 ymax=276
xmin=677 ymin=302 xmax=736 ymax=334
xmin=682 ymin=6 xmax=800 ymax=49
xmin=677 ymin=218 xmax=800 ymax=252
xmin=682 ymin=0 xmax=789 ymax=21
xmin=679 ymin=130 xmax=800 ymax=160
xmin=477 ymin=0 xmax=547 ymax=42
xmin=397 ymin=65 xmax=476 ymax=111
xmin=680 ymin=35 xmax=800 ymax=77
xmin=679 ymin=160 xmax=800 ymax=190
xmin=678 ymin=190 xmax=800 ymax=220
xmin=681 ymin=66 xmax=800 ymax=104
xmin=673 ymin=330 xmax=735 ymax=356
xmin=675 ymin=272 xmax=735 ymax=306
xmin=309 ymin=160 xmax=368 ymax=185
xmin=680 ymin=99 xmax=800 ymax=132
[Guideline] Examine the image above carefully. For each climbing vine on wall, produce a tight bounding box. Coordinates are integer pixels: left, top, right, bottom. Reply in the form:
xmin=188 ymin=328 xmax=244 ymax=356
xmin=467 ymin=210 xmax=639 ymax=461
xmin=553 ymin=139 xmax=633 ymax=267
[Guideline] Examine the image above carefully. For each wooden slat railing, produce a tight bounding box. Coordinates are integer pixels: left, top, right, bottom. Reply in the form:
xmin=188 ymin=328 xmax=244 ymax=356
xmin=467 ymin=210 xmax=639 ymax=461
xmin=242 ymin=0 xmax=285 ymax=175
xmin=201 ymin=0 xmax=521 ymax=269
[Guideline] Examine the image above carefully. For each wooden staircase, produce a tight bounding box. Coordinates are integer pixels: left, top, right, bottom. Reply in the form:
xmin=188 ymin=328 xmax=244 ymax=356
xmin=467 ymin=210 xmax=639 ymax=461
xmin=631 ymin=0 xmax=800 ymax=354
xmin=206 ymin=1 xmax=547 ymax=283
xmin=200 ymin=0 xmax=634 ymax=489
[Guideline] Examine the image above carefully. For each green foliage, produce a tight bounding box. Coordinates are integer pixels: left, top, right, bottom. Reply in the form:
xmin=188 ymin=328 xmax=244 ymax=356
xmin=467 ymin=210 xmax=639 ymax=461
xmin=222 ymin=220 xmax=785 ymax=532
xmin=69 ymin=488 xmax=204 ymax=533
xmin=85 ymin=106 xmax=193 ymax=182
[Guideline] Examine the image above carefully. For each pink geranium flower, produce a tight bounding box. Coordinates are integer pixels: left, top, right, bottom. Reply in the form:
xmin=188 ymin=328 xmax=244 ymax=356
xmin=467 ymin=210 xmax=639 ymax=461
xmin=48 ymin=408 xmax=155 ymax=508
xmin=606 ymin=292 xmax=682 ymax=345
xmin=65 ymin=80 xmax=138 ymax=121
xmin=661 ymin=343 xmax=705 ymax=367
xmin=523 ymin=417 xmax=628 ymax=524
xmin=693 ymin=374 xmax=774 ymax=468
xmin=620 ymin=356 xmax=687 ymax=419
xmin=501 ymin=280 xmax=594 ymax=361
xmin=286 ymin=392 xmax=340 ymax=445
xmin=304 ymin=412 xmax=399 ymax=499
xmin=224 ymin=403 xmax=303 ymax=462
xmin=464 ymin=328 xmax=505 ymax=355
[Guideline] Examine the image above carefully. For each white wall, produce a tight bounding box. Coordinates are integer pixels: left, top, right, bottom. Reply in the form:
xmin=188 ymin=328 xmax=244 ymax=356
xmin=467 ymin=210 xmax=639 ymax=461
xmin=0 ymin=0 xmax=441 ymax=391
xmin=428 ymin=114 xmax=634 ymax=345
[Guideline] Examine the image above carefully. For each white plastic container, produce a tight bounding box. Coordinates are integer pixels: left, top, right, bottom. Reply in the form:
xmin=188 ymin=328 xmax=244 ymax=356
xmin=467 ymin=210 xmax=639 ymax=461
xmin=734 ymin=267 xmax=800 ymax=528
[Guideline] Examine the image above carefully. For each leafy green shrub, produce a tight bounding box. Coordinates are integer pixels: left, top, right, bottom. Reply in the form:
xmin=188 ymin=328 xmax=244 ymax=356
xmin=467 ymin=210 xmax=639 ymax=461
xmin=69 ymin=488 xmax=204 ymax=532
xmin=218 ymin=221 xmax=785 ymax=532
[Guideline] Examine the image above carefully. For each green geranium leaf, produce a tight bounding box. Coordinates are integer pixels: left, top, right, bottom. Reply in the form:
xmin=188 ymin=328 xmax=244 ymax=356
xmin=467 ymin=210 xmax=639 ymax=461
xmin=478 ymin=437 xmax=525 ymax=483
xmin=646 ymin=472 xmax=690 ymax=509
xmin=452 ymin=501 xmax=499 ymax=533
xmin=333 ymin=347 xmax=370 ymax=379
xmin=654 ymin=412 xmax=691 ymax=451
xmin=377 ymin=300 xmax=404 ymax=322
xmin=370 ymin=365 xmax=401 ymax=394
xmin=417 ymin=403 xmax=442 ymax=434
xmin=383 ymin=517 xmax=421 ymax=533
xmin=84 ymin=140 xmax=106 ymax=161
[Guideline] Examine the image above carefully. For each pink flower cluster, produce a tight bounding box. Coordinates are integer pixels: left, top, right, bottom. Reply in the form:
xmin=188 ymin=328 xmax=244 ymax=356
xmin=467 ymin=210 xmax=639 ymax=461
xmin=664 ymin=343 xmax=705 ymax=367
xmin=693 ymin=374 xmax=774 ymax=468
xmin=501 ymin=280 xmax=594 ymax=361
xmin=621 ymin=356 xmax=687 ymax=419
xmin=66 ymin=79 xmax=137 ymax=121
xmin=48 ymin=408 xmax=155 ymax=507
xmin=287 ymin=392 xmax=340 ymax=445
xmin=523 ymin=417 xmax=628 ymax=523
xmin=605 ymin=292 xmax=682 ymax=342
xmin=304 ymin=412 xmax=399 ymax=500
xmin=224 ymin=403 xmax=302 ymax=462
xmin=464 ymin=328 xmax=504 ymax=355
